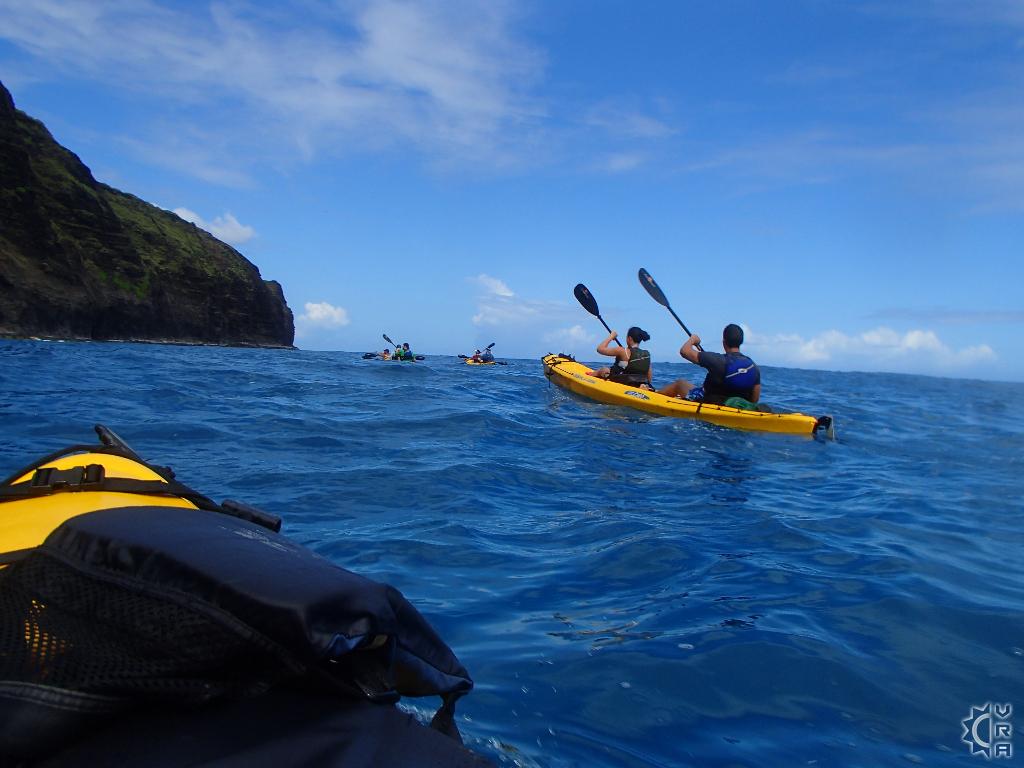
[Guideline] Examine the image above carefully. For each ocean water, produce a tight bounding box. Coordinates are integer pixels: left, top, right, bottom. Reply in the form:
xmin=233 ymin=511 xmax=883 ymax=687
xmin=1 ymin=339 xmax=1022 ymax=767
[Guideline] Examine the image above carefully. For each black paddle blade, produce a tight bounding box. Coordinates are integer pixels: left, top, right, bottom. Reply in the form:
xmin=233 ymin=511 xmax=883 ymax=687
xmin=638 ymin=268 xmax=670 ymax=308
xmin=574 ymin=283 xmax=601 ymax=316
xmin=486 ymin=342 xmax=495 ymax=350
xmin=383 ymin=333 xmax=396 ymax=347
xmin=639 ymin=268 xmax=701 ymax=349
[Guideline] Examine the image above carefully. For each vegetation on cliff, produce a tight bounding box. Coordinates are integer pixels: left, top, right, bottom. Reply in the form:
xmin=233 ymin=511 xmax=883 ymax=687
xmin=0 ymin=81 xmax=294 ymax=347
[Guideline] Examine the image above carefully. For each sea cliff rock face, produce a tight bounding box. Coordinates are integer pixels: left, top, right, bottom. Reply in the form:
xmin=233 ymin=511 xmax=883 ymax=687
xmin=0 ymin=81 xmax=294 ymax=347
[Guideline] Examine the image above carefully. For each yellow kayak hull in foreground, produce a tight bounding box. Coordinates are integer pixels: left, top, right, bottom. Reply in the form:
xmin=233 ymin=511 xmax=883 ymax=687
xmin=1 ymin=452 xmax=197 ymax=564
xmin=542 ymin=354 xmax=832 ymax=436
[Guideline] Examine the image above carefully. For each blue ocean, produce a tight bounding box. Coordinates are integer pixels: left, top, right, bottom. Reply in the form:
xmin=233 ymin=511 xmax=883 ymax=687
xmin=2 ymin=339 xmax=1022 ymax=767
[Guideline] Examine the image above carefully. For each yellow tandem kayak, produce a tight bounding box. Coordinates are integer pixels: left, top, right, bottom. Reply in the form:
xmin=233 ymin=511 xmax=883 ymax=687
xmin=542 ymin=354 xmax=833 ymax=437
xmin=464 ymin=359 xmax=496 ymax=366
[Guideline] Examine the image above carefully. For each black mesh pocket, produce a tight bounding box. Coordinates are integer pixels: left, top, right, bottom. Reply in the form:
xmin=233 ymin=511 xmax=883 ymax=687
xmin=0 ymin=551 xmax=293 ymax=703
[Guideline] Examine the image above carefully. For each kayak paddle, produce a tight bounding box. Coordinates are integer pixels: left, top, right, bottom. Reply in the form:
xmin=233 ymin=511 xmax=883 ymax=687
xmin=637 ymin=268 xmax=702 ymax=352
xmin=573 ymin=283 xmax=623 ymax=347
xmin=383 ymin=333 xmax=399 ymax=350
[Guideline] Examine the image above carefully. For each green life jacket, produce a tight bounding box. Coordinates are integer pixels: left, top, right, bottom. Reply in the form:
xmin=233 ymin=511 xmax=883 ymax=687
xmin=608 ymin=347 xmax=650 ymax=384
xmin=722 ymin=396 xmax=773 ymax=413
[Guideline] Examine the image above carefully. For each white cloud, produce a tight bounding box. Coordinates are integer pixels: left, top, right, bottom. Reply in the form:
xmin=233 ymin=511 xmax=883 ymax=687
xmin=596 ymin=152 xmax=647 ymax=173
xmin=543 ymin=324 xmax=594 ymax=346
xmin=583 ymin=104 xmax=676 ymax=139
xmin=869 ymin=2 xmax=1024 ymax=28
xmin=746 ymin=326 xmax=996 ymax=372
xmin=0 ymin=0 xmax=544 ymax=174
xmin=472 ymin=299 xmax=541 ymax=326
xmin=469 ymin=273 xmax=514 ymax=297
xmin=467 ymin=274 xmax=571 ymax=331
xmin=869 ymin=307 xmax=1024 ymax=324
xmin=297 ymin=301 xmax=351 ymax=329
xmin=4 ymin=0 xmax=1024 ymax=205
xmin=172 ymin=207 xmax=255 ymax=245
xmin=135 ymin=136 xmax=257 ymax=189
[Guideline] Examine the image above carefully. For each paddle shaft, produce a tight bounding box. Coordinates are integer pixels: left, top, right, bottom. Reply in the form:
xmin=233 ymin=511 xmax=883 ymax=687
xmin=668 ymin=310 xmax=703 ymax=354
xmin=637 ymin=269 xmax=702 ymax=352
xmin=596 ymin=316 xmax=624 ymax=347
xmin=666 ymin=305 xmax=696 ymax=340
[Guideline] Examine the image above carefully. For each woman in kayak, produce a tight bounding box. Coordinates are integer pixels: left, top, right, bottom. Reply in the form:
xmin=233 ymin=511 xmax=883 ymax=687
xmin=589 ymin=326 xmax=652 ymax=388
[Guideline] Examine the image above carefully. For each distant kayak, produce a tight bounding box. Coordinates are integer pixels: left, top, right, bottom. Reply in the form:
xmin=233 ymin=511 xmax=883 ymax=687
xmin=464 ymin=359 xmax=496 ymax=366
xmin=543 ymin=353 xmax=833 ymax=437
xmin=363 ymin=353 xmax=425 ymax=361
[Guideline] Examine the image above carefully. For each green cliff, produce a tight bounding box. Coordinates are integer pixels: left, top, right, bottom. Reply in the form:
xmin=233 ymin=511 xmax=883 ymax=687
xmin=0 ymin=81 xmax=294 ymax=347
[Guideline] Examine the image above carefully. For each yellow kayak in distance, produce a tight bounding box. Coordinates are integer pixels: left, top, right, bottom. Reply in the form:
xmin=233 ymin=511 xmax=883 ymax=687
xmin=464 ymin=358 xmax=497 ymax=366
xmin=542 ymin=354 xmax=834 ymax=437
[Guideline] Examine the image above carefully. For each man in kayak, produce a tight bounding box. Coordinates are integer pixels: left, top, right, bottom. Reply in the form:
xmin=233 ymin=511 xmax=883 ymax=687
xmin=481 ymin=347 xmax=494 ymax=363
xmin=470 ymin=349 xmax=482 ymax=362
xmin=658 ymin=323 xmax=760 ymax=404
xmin=588 ymin=326 xmax=653 ymax=388
xmin=381 ymin=348 xmax=391 ymax=360
xmin=401 ymin=342 xmax=415 ymax=360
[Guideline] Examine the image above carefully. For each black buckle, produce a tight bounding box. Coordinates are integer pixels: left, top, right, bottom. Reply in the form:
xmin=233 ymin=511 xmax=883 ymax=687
xmin=30 ymin=464 xmax=105 ymax=490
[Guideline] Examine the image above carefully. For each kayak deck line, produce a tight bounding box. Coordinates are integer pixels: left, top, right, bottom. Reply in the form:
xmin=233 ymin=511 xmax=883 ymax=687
xmin=542 ymin=353 xmax=834 ymax=437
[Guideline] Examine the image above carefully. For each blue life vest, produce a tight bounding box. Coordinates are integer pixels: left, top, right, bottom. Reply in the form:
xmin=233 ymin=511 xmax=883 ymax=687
xmin=724 ymin=355 xmax=758 ymax=392
xmin=700 ymin=352 xmax=759 ymax=403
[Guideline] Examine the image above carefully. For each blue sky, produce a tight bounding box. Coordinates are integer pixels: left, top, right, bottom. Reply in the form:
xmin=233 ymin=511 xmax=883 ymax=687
xmin=1 ymin=1 xmax=1022 ymax=380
